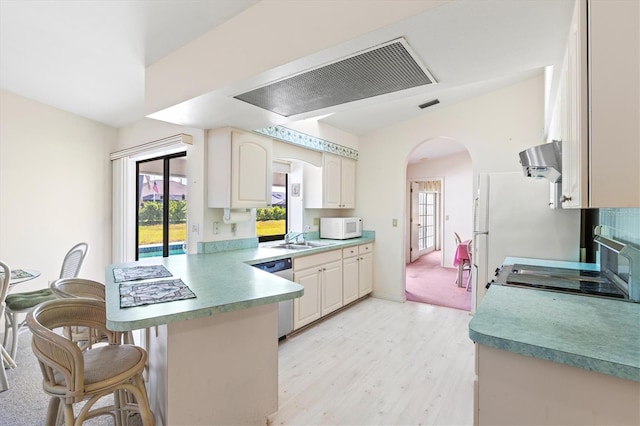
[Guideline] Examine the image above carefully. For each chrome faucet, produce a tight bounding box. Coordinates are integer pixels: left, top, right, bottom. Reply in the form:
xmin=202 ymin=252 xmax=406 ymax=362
xmin=284 ymin=231 xmax=305 ymax=244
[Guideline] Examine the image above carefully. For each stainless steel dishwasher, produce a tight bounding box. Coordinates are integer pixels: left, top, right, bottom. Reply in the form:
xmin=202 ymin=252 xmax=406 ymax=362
xmin=252 ymin=258 xmax=293 ymax=339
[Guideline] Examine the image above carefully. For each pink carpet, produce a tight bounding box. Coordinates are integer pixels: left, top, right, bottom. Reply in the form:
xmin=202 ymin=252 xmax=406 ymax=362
xmin=405 ymin=250 xmax=471 ymax=311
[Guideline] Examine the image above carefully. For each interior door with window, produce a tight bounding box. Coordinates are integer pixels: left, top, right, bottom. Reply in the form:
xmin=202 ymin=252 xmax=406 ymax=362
xmin=136 ymin=153 xmax=187 ymax=259
xmin=410 ymin=181 xmax=438 ymax=262
xmin=410 ymin=182 xmax=421 ymax=262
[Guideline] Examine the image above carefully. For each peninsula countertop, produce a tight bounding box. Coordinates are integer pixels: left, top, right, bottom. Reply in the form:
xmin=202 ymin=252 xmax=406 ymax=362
xmin=469 ymin=257 xmax=640 ymax=382
xmin=105 ymin=236 xmax=374 ymax=331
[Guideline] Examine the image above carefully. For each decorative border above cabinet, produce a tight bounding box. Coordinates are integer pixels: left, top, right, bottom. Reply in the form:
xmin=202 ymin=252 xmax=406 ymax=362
xmin=255 ymin=126 xmax=358 ymax=161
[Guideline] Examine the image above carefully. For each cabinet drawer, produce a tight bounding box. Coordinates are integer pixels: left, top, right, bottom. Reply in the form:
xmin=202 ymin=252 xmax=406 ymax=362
xmin=358 ymin=243 xmax=373 ymax=254
xmin=342 ymin=247 xmax=358 ymax=258
xmin=294 ymin=249 xmax=342 ymax=271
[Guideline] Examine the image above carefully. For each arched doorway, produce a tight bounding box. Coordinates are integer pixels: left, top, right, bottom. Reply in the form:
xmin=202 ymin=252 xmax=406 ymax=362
xmin=405 ymin=137 xmax=473 ymax=311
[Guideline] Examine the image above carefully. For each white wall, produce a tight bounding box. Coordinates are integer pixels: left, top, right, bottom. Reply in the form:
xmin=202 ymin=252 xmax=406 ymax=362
xmin=0 ymin=90 xmax=116 ymax=290
xmin=407 ymin=150 xmax=473 ymax=267
xmin=355 ymin=74 xmax=550 ymax=302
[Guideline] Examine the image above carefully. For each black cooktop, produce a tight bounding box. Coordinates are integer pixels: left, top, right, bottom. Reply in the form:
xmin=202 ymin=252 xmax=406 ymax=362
xmin=501 ymin=264 xmax=627 ymax=300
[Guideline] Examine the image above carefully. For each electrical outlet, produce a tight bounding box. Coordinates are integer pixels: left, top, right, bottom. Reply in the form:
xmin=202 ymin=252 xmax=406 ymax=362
xmin=392 ymin=218 xmax=398 ymax=227
xmin=191 ymin=224 xmax=199 ymax=233
xmin=313 ymin=217 xmax=319 ymax=226
xmin=213 ymin=222 xmax=219 ymax=234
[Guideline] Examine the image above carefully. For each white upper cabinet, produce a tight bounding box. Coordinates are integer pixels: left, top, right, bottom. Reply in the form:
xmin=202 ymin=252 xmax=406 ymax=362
xmin=560 ymin=0 xmax=640 ymax=208
xmin=208 ymin=128 xmax=272 ymax=209
xmin=304 ymin=153 xmax=356 ymax=209
xmin=559 ymin=0 xmax=588 ymax=208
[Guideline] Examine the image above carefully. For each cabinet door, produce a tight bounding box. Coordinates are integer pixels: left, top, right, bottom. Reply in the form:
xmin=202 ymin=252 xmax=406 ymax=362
xmin=231 ymin=131 xmax=271 ymax=208
xmin=561 ymin=0 xmax=588 ymax=208
xmin=342 ymin=254 xmax=359 ymax=305
xmin=323 ymin=154 xmax=342 ymax=208
xmin=340 ymin=158 xmax=356 ymax=208
xmin=293 ymin=268 xmax=322 ymax=330
xmin=321 ymin=260 xmax=343 ymax=316
xmin=358 ymin=252 xmax=373 ymax=297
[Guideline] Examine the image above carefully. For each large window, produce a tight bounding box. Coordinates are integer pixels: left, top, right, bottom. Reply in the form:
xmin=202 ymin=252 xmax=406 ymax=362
xmin=136 ymin=152 xmax=187 ymax=259
xmin=256 ymin=172 xmax=287 ymax=242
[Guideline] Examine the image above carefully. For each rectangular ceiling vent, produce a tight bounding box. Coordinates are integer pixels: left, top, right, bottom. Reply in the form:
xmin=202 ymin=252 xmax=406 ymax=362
xmin=234 ymin=38 xmax=436 ymax=117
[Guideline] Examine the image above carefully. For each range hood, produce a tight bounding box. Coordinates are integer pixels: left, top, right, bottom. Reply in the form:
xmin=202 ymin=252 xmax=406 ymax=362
xmin=519 ymin=140 xmax=562 ymax=183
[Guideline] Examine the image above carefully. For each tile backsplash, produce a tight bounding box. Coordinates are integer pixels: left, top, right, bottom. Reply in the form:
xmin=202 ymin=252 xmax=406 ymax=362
xmin=599 ymin=208 xmax=640 ymax=246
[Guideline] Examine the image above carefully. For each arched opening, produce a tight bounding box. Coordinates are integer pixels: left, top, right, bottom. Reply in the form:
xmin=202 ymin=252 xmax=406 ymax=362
xmin=404 ymin=137 xmax=474 ymax=311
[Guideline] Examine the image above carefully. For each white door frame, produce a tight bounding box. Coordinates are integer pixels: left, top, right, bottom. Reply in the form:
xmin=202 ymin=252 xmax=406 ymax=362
xmin=408 ymin=178 xmax=444 ymax=263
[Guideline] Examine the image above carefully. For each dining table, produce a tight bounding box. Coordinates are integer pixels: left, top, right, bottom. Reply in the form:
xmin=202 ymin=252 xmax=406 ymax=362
xmin=7 ymin=268 xmax=41 ymax=285
xmin=453 ymin=240 xmax=471 ymax=287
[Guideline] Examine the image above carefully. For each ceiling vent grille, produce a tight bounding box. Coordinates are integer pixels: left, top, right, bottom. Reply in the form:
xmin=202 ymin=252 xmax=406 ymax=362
xmin=234 ymin=38 xmax=435 ymax=117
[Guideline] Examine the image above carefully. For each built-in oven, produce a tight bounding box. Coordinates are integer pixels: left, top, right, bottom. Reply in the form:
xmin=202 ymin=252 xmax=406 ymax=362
xmin=252 ymin=258 xmax=293 ymax=339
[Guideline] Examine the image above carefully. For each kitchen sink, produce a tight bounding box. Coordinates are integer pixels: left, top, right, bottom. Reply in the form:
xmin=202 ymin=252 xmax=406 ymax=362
xmin=270 ymin=243 xmax=313 ymax=250
xmin=269 ymin=241 xmax=337 ymax=250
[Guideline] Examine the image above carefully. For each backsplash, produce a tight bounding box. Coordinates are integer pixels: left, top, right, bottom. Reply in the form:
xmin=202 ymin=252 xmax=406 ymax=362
xmin=599 ymin=208 xmax=640 ymax=246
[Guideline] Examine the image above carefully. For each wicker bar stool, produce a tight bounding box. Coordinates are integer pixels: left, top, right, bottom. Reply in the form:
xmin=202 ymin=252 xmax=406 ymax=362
xmin=50 ymin=277 xmax=134 ymax=346
xmin=27 ymin=298 xmax=154 ymax=425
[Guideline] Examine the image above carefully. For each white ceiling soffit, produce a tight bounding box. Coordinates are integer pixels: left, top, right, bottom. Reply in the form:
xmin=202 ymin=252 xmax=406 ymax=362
xmin=234 ymin=38 xmax=436 ymax=117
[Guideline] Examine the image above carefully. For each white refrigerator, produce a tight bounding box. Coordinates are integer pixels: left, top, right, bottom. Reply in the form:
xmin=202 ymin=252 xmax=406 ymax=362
xmin=472 ymin=172 xmax=581 ymax=310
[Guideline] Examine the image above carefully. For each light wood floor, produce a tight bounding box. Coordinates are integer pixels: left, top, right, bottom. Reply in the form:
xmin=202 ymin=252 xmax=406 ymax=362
xmin=269 ymin=297 xmax=475 ymax=426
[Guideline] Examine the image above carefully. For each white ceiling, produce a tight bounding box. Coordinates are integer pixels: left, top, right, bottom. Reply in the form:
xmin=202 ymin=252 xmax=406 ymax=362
xmin=0 ymin=0 xmax=575 ymax=162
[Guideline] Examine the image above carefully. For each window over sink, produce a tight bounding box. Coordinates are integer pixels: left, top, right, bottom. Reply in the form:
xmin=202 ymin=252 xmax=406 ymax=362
xmin=256 ymin=172 xmax=287 ymax=242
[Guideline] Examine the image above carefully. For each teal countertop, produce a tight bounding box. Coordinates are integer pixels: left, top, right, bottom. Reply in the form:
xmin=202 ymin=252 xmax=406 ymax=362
xmin=105 ymin=236 xmax=374 ymax=331
xmin=469 ymin=257 xmax=640 ymax=382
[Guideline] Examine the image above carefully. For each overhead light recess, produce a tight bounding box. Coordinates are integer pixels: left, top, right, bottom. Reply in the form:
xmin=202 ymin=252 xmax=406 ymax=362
xmin=234 ymin=38 xmax=436 ymax=117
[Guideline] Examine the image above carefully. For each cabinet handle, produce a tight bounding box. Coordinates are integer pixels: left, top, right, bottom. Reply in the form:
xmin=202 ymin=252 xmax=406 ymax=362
xmin=561 ymin=195 xmax=572 ymax=203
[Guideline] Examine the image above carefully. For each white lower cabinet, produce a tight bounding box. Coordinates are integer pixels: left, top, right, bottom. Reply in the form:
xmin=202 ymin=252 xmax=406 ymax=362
xmin=358 ymin=244 xmax=373 ymax=297
xmin=343 ymin=244 xmax=374 ymax=300
xmin=293 ymin=243 xmax=374 ymax=331
xmin=320 ymin=260 xmax=343 ymax=316
xmin=293 ymin=249 xmax=343 ymax=330
xmin=342 ymin=247 xmax=360 ymax=305
xmin=292 ymin=267 xmax=322 ymax=329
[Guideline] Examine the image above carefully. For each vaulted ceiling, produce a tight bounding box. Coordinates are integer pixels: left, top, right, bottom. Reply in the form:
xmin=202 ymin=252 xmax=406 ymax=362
xmin=0 ymin=0 xmax=575 ymax=160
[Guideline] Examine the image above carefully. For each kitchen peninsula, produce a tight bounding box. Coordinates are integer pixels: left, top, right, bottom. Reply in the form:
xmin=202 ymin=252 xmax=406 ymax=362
xmin=105 ymin=236 xmax=373 ymax=425
xmin=469 ymin=257 xmax=640 ymax=425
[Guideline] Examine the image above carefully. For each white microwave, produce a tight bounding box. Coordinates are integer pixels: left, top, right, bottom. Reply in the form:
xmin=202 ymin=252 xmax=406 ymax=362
xmin=320 ymin=217 xmax=363 ymax=240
